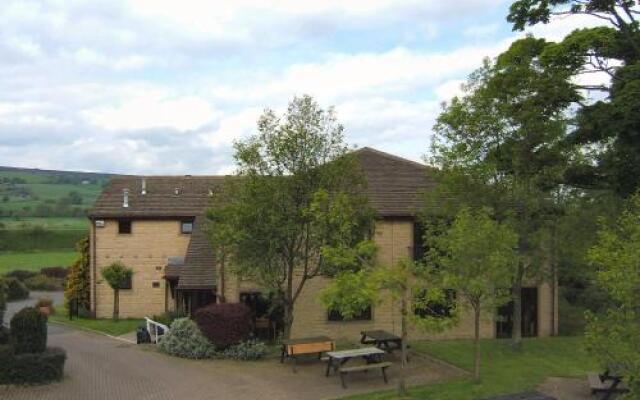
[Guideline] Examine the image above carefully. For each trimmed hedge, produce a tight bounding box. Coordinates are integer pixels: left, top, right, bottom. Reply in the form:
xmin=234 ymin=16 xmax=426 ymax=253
xmin=24 ymin=274 xmax=63 ymax=291
xmin=0 ymin=280 xmax=5 ymax=324
xmin=40 ymin=267 xmax=69 ymax=279
xmin=2 ymin=277 xmax=30 ymax=301
xmin=11 ymin=307 xmax=47 ymax=354
xmin=194 ymin=303 xmax=251 ymax=349
xmin=3 ymin=270 xmax=38 ymax=281
xmin=0 ymin=346 xmax=66 ymax=385
xmin=0 ymin=326 xmax=9 ymax=345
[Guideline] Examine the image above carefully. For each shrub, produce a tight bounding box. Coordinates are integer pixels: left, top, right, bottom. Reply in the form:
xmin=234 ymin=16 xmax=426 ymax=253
xmin=0 ymin=280 xmax=5 ymax=324
xmin=40 ymin=267 xmax=69 ymax=279
xmin=65 ymin=236 xmax=91 ymax=311
xmin=3 ymin=269 xmax=38 ymax=281
xmin=222 ymin=339 xmax=267 ymax=361
xmin=0 ymin=326 xmax=9 ymax=345
xmin=35 ymin=298 xmax=55 ymax=315
xmin=10 ymin=307 xmax=47 ymax=354
xmin=194 ymin=303 xmax=251 ymax=349
xmin=24 ymin=274 xmax=63 ymax=291
xmin=0 ymin=346 xmax=66 ymax=385
xmin=3 ymin=277 xmax=29 ymax=301
xmin=158 ymin=318 xmax=216 ymax=359
xmin=151 ymin=311 xmax=186 ymax=327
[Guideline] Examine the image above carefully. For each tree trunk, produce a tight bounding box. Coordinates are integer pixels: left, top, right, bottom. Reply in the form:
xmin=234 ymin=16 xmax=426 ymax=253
xmin=474 ymin=306 xmax=481 ymax=382
xmin=398 ymin=291 xmax=409 ymax=396
xmin=511 ymin=263 xmax=524 ymax=349
xmin=283 ymin=301 xmax=294 ymax=340
xmin=113 ymin=289 xmax=119 ymax=321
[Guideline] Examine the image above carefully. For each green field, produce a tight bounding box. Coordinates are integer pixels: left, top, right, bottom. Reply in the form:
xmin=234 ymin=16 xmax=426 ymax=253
xmin=349 ymin=337 xmax=597 ymax=400
xmin=0 ymin=250 xmax=77 ymax=274
xmin=0 ymin=217 xmax=88 ymax=230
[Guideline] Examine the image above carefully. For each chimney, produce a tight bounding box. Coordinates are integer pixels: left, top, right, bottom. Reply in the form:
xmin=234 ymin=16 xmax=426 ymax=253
xmin=141 ymin=178 xmax=147 ymax=195
xmin=123 ymin=188 xmax=129 ymax=208
xmin=174 ymin=187 xmax=180 ymax=195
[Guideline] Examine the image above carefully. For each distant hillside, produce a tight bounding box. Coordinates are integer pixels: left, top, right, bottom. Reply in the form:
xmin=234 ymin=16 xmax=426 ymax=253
xmin=0 ymin=166 xmax=117 ymax=219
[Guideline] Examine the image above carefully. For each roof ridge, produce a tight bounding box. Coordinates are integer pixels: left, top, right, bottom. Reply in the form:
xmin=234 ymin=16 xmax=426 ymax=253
xmin=354 ymin=147 xmax=427 ymax=169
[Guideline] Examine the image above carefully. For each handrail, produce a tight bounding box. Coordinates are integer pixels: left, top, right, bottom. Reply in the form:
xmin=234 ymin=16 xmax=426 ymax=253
xmin=144 ymin=316 xmax=169 ymax=344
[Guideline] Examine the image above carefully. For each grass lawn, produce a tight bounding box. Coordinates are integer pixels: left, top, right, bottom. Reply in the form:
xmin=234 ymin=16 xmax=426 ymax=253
xmin=0 ymin=250 xmax=77 ymax=274
xmin=49 ymin=308 xmax=143 ymax=336
xmin=347 ymin=336 xmax=597 ymax=400
xmin=0 ymin=217 xmax=88 ymax=230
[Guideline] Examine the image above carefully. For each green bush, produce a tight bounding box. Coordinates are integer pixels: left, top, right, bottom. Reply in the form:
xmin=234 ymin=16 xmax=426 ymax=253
xmin=151 ymin=311 xmax=186 ymax=327
xmin=3 ymin=269 xmax=38 ymax=281
xmin=0 ymin=280 xmax=5 ymax=324
xmin=0 ymin=326 xmax=9 ymax=345
xmin=24 ymin=274 xmax=64 ymax=291
xmin=0 ymin=346 xmax=66 ymax=385
xmin=2 ymin=277 xmax=30 ymax=301
xmin=222 ymin=339 xmax=267 ymax=360
xmin=10 ymin=307 xmax=47 ymax=354
xmin=158 ymin=318 xmax=216 ymax=359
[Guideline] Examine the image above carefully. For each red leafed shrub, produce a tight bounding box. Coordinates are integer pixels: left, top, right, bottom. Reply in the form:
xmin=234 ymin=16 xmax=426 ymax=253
xmin=193 ymin=303 xmax=251 ymax=349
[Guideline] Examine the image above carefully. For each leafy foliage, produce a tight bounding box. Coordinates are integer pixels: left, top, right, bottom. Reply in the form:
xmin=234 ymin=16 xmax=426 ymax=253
xmin=585 ymin=194 xmax=640 ymax=397
xmin=208 ymin=95 xmax=375 ymax=338
xmin=10 ymin=307 xmax=48 ymax=354
xmin=428 ymin=207 xmax=518 ymax=380
xmin=193 ymin=303 xmax=252 ymax=349
xmin=2 ymin=277 xmax=29 ymax=301
xmin=222 ymin=339 xmax=268 ymax=360
xmin=65 ymin=235 xmax=91 ymax=310
xmin=0 ymin=280 xmax=5 ymax=325
xmin=158 ymin=318 xmax=216 ymax=359
xmin=100 ymin=262 xmax=133 ymax=290
xmin=0 ymin=346 xmax=66 ymax=385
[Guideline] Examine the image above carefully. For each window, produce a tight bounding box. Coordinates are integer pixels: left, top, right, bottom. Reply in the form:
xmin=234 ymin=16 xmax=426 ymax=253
xmin=118 ymin=220 xmax=132 ymax=234
xmin=328 ymin=306 xmax=372 ymax=322
xmin=413 ymin=289 xmax=456 ymax=318
xmin=181 ymin=220 xmax=194 ymax=234
xmin=120 ymin=275 xmax=133 ymax=290
xmin=152 ymin=281 xmax=160 ymax=288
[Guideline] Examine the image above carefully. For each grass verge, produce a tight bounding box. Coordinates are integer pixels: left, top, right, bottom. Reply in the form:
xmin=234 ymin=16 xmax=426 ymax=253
xmin=346 ymin=336 xmax=597 ymax=400
xmin=49 ymin=308 xmax=143 ymax=337
xmin=0 ymin=250 xmax=76 ymax=274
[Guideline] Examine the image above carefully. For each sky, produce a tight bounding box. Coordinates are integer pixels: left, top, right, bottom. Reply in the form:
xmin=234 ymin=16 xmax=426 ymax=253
xmin=0 ymin=0 xmax=603 ymax=175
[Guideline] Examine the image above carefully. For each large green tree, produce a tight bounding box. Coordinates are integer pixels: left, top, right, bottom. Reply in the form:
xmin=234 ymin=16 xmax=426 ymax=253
xmin=429 ymin=207 xmax=518 ymax=381
xmin=65 ymin=235 xmax=91 ymax=312
xmin=508 ymin=0 xmax=640 ymax=196
xmin=585 ymin=194 xmax=640 ymax=397
xmin=429 ymin=36 xmax=578 ymax=346
xmin=208 ymin=95 xmax=376 ymax=339
xmin=101 ymin=262 xmax=133 ymax=321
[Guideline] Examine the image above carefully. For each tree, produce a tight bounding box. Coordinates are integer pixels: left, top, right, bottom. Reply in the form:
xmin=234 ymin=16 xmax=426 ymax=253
xmin=584 ymin=194 xmax=640 ymax=397
xmin=321 ymin=259 xmax=454 ymax=396
xmin=65 ymin=236 xmax=91 ymax=312
xmin=429 ymin=207 xmax=518 ymax=381
xmin=508 ymin=0 xmax=640 ymax=196
xmin=430 ymin=36 xmax=577 ymax=347
xmin=100 ymin=262 xmax=133 ymax=321
xmin=208 ymin=95 xmax=376 ymax=339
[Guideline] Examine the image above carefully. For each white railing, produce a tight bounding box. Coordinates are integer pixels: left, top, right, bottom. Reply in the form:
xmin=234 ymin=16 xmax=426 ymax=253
xmin=145 ymin=317 xmax=169 ymax=344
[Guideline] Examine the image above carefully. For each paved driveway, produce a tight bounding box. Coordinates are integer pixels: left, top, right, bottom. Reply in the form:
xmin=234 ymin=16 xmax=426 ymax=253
xmin=3 ymin=291 xmax=64 ymax=326
xmin=1 ymin=323 xmax=463 ymax=400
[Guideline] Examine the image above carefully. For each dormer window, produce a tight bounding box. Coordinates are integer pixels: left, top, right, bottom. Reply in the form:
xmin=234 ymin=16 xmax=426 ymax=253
xmin=181 ymin=220 xmax=194 ymax=234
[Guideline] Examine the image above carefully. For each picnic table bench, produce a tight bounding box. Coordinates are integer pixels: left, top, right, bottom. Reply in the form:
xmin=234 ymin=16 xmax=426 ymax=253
xmin=325 ymin=347 xmax=389 ymax=388
xmin=361 ymin=330 xmax=406 ymax=354
xmin=280 ymin=336 xmax=335 ymax=372
xmin=588 ymin=370 xmax=629 ymax=400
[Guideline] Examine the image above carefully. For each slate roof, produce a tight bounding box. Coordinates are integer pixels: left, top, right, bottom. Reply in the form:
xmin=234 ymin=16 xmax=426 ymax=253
xmin=354 ymin=147 xmax=435 ymax=218
xmin=176 ymin=216 xmax=217 ymax=290
xmin=89 ymin=147 xmax=434 ymax=291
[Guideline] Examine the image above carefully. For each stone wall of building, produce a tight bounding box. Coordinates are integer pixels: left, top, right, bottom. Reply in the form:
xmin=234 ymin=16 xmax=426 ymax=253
xmin=92 ymin=219 xmax=191 ymax=319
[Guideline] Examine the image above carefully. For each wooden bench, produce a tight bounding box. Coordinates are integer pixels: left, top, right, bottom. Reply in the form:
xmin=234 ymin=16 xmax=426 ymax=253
xmin=588 ymin=372 xmax=629 ymax=400
xmin=339 ymin=362 xmax=392 ymax=389
xmin=281 ymin=336 xmax=335 ymax=372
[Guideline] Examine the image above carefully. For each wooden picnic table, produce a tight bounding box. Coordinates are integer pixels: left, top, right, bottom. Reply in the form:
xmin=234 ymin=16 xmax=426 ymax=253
xmin=280 ymin=336 xmax=335 ymax=371
xmin=325 ymin=347 xmax=390 ymax=388
xmin=360 ymin=330 xmax=403 ymax=353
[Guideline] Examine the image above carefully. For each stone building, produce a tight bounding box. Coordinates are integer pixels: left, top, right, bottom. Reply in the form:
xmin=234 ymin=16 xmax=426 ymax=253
xmin=88 ymin=147 xmax=558 ymax=339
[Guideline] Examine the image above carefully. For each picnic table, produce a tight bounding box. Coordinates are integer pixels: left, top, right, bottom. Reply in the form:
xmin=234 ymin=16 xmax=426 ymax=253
xmin=325 ymin=347 xmax=391 ymax=388
xmin=280 ymin=336 xmax=335 ymax=372
xmin=360 ymin=330 xmax=403 ymax=353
